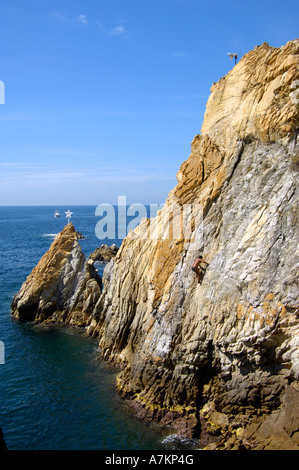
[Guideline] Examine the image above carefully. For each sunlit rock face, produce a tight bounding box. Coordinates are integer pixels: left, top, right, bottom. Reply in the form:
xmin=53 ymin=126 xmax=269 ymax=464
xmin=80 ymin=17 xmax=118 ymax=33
xmin=11 ymin=223 xmax=102 ymax=326
xmin=90 ymin=40 xmax=299 ymax=448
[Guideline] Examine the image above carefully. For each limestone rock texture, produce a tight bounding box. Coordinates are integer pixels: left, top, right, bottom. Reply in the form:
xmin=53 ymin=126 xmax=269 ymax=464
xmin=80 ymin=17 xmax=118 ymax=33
xmin=11 ymin=40 xmax=299 ymax=450
xmin=11 ymin=223 xmax=102 ymax=326
xmin=90 ymin=40 xmax=299 ymax=449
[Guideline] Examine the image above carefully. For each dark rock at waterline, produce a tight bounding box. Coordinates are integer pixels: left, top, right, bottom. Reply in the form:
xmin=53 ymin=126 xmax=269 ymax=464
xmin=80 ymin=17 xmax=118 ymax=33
xmin=89 ymin=244 xmax=119 ymax=263
xmin=0 ymin=428 xmax=8 ymax=451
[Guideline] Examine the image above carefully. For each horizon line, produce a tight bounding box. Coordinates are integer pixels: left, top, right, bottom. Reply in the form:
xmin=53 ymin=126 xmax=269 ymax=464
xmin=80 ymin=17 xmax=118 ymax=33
xmin=0 ymin=202 xmax=166 ymax=207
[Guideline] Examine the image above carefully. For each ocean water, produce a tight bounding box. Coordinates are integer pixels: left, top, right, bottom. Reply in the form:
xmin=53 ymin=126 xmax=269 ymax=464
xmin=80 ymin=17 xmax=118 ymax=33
xmin=0 ymin=206 xmax=198 ymax=451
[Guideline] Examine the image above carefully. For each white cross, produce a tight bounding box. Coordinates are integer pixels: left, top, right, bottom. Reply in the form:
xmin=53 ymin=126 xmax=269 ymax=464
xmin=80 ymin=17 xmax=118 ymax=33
xmin=65 ymin=209 xmax=73 ymax=224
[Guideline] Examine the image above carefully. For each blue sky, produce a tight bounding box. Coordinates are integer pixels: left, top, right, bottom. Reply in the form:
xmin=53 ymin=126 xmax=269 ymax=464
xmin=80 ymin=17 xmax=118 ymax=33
xmin=0 ymin=0 xmax=298 ymax=206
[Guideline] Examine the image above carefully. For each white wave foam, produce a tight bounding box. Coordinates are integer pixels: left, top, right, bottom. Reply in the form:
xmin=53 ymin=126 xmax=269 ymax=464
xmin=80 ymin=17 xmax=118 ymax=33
xmin=42 ymin=233 xmax=57 ymax=239
xmin=161 ymin=433 xmax=199 ymax=450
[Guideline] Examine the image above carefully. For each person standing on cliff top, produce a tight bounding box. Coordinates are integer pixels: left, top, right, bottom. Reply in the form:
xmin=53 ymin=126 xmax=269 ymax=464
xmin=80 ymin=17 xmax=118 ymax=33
xmin=192 ymin=255 xmax=209 ymax=284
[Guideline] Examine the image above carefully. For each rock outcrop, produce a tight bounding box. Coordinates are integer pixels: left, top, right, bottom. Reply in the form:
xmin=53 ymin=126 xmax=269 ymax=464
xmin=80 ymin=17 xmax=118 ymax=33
xmin=75 ymin=231 xmax=85 ymax=240
xmin=11 ymin=40 xmax=299 ymax=450
xmin=11 ymin=223 xmax=102 ymax=325
xmin=89 ymin=244 xmax=119 ymax=263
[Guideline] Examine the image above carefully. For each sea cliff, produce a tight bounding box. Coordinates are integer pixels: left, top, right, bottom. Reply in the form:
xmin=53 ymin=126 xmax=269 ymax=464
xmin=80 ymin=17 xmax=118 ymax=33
xmin=11 ymin=40 xmax=299 ymax=450
xmin=11 ymin=223 xmax=102 ymax=325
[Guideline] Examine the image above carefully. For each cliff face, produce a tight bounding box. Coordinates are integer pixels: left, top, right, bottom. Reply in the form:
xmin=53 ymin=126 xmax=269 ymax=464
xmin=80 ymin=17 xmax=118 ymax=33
xmin=11 ymin=40 xmax=299 ymax=449
xmin=90 ymin=40 xmax=299 ymax=448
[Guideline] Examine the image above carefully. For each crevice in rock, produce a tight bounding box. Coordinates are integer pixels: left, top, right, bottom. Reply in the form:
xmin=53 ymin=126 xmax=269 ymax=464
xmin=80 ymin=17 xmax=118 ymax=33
xmin=194 ymin=340 xmax=219 ymax=438
xmin=226 ymin=140 xmax=245 ymax=184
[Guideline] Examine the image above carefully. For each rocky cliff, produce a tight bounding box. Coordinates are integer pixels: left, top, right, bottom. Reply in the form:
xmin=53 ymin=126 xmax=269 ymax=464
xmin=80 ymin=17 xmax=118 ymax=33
xmin=90 ymin=40 xmax=299 ymax=449
xmin=11 ymin=223 xmax=102 ymax=325
xmin=11 ymin=40 xmax=299 ymax=450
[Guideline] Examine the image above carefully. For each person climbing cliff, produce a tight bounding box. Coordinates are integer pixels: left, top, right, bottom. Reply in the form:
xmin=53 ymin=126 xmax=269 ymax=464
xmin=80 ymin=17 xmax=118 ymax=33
xmin=192 ymin=255 xmax=209 ymax=284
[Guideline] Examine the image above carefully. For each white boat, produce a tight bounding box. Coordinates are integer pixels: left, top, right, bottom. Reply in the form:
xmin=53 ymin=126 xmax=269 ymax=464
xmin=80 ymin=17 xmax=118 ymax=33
xmin=54 ymin=210 xmax=60 ymax=218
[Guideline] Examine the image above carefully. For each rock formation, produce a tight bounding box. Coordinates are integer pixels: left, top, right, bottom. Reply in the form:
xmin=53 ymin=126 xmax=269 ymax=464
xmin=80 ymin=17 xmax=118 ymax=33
xmin=89 ymin=244 xmax=119 ymax=263
xmin=11 ymin=223 xmax=102 ymax=325
xmin=75 ymin=231 xmax=85 ymax=240
xmin=89 ymin=40 xmax=299 ymax=449
xmin=11 ymin=40 xmax=299 ymax=450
